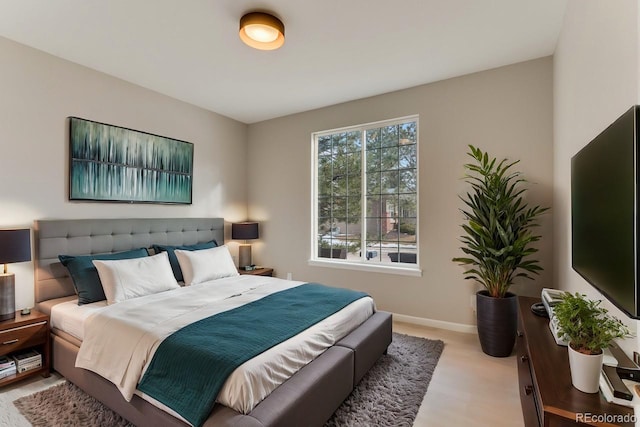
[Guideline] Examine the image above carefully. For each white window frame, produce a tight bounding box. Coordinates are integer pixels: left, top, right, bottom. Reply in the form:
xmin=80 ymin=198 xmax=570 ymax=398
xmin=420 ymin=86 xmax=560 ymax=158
xmin=309 ymin=115 xmax=421 ymax=277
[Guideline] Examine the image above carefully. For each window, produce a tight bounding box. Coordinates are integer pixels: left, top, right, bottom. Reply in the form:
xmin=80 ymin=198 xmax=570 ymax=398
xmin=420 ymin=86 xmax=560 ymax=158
xmin=312 ymin=116 xmax=418 ymax=273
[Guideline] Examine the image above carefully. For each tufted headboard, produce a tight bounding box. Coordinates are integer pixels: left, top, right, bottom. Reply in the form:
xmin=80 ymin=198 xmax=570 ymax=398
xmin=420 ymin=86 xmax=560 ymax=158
xmin=33 ymin=218 xmax=225 ymax=308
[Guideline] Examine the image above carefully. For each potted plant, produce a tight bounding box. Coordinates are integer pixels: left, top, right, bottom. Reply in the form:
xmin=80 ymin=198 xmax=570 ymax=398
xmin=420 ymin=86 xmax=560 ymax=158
xmin=553 ymin=292 xmax=631 ymax=393
xmin=452 ymin=145 xmax=548 ymax=357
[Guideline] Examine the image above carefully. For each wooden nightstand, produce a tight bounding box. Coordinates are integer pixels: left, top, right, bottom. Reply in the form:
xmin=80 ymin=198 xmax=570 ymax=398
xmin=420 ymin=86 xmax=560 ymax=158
xmin=0 ymin=310 xmax=50 ymax=387
xmin=238 ymin=267 xmax=274 ymax=277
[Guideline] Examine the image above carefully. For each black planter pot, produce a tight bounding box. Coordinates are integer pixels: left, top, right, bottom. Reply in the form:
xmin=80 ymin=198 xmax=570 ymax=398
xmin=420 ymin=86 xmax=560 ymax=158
xmin=476 ymin=290 xmax=518 ymax=357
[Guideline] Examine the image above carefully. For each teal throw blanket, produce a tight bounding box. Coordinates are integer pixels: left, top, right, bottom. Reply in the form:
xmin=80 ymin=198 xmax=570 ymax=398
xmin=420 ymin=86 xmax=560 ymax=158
xmin=137 ymin=283 xmax=368 ymax=426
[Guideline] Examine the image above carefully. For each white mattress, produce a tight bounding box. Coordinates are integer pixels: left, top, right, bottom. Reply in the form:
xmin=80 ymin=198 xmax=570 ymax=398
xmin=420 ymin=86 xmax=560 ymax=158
xmin=51 ymin=299 xmax=107 ymax=341
xmin=52 ymin=276 xmax=374 ymax=419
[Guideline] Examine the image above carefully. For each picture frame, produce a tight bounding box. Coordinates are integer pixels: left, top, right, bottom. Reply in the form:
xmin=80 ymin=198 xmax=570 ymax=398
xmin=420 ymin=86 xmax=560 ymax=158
xmin=68 ymin=117 xmax=193 ymax=204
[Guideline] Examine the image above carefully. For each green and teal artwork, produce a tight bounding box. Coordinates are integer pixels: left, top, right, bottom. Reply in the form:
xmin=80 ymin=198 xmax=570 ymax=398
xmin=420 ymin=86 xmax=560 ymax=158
xmin=69 ymin=117 xmax=193 ymax=204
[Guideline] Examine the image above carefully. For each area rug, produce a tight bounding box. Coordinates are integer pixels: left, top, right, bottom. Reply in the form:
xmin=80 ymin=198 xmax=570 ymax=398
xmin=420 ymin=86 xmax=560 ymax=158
xmin=13 ymin=333 xmax=444 ymax=427
xmin=326 ymin=333 xmax=444 ymax=427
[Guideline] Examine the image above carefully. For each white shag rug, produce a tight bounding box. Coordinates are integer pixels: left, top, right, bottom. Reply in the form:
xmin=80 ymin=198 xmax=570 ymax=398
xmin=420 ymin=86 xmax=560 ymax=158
xmin=0 ymin=372 xmax=64 ymax=427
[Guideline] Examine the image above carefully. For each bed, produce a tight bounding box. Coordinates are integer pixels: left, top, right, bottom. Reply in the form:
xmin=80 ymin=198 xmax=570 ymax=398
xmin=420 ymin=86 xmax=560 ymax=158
xmin=33 ymin=218 xmax=392 ymax=427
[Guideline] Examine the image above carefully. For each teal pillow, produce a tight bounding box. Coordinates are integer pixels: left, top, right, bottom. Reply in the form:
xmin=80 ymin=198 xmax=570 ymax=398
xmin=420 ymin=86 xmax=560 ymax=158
xmin=59 ymin=248 xmax=149 ymax=305
xmin=153 ymin=241 xmax=218 ymax=282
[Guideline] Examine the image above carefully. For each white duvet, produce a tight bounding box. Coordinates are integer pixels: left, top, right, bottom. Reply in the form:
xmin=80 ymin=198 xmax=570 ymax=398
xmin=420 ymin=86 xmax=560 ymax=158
xmin=72 ymin=275 xmax=374 ymax=416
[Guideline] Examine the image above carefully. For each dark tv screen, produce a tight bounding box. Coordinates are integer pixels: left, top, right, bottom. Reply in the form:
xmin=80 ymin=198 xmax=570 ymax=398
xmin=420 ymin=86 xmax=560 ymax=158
xmin=571 ymin=106 xmax=638 ymax=318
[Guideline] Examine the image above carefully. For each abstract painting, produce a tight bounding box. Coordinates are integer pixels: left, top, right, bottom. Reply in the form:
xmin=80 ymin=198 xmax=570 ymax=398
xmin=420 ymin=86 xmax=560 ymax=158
xmin=69 ymin=117 xmax=193 ymax=204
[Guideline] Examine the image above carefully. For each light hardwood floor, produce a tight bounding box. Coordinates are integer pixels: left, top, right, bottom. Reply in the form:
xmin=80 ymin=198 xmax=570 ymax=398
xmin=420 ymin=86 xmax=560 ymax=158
xmin=394 ymin=321 xmax=525 ymax=427
xmin=1 ymin=322 xmax=524 ymax=427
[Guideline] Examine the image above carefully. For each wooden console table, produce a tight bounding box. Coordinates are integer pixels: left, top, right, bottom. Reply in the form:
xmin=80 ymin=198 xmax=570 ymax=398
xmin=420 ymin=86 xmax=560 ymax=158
xmin=517 ymin=296 xmax=634 ymax=426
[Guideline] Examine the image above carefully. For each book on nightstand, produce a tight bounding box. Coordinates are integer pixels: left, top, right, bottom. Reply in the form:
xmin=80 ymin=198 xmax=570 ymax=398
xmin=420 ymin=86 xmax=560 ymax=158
xmin=12 ymin=349 xmax=41 ymax=372
xmin=0 ymin=358 xmax=16 ymax=379
xmin=17 ymin=359 xmax=42 ymax=373
xmin=0 ymin=355 xmax=15 ymax=369
xmin=0 ymin=367 xmax=16 ymax=379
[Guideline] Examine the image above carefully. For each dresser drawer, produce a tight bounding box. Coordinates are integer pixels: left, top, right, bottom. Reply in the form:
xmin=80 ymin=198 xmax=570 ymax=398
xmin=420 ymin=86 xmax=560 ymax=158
xmin=517 ymin=326 xmax=541 ymax=427
xmin=0 ymin=321 xmax=48 ymax=355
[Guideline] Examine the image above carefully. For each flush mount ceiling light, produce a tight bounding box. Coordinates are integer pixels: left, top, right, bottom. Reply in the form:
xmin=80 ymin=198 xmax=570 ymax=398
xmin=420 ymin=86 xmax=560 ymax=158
xmin=239 ymin=12 xmax=285 ymax=50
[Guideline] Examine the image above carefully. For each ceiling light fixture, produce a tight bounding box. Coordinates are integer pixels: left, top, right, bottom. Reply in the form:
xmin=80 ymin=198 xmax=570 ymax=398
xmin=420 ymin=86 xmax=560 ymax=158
xmin=239 ymin=12 xmax=285 ymax=50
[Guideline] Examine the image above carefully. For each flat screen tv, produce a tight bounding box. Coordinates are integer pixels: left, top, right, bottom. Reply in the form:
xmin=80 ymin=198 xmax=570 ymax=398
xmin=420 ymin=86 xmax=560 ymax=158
xmin=572 ymin=105 xmax=639 ymax=318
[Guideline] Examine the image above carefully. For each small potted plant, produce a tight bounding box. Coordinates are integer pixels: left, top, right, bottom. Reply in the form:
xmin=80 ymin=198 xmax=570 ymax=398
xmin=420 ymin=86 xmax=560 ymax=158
xmin=553 ymin=292 xmax=632 ymax=393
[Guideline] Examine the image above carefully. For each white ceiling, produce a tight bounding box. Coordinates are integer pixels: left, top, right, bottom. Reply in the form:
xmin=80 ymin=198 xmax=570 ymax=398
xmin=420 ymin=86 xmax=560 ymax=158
xmin=0 ymin=0 xmax=567 ymax=124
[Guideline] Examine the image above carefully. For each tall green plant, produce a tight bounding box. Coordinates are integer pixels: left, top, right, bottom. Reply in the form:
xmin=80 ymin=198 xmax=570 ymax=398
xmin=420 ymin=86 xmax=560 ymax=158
xmin=452 ymin=145 xmax=549 ymax=298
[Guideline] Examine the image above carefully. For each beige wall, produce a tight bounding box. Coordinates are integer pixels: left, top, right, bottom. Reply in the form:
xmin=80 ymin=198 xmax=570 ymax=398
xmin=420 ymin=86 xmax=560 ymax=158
xmin=1 ymin=34 xmax=556 ymax=327
xmin=553 ymin=0 xmax=640 ymax=352
xmin=0 ymin=36 xmax=249 ymax=309
xmin=247 ymin=58 xmax=554 ymax=327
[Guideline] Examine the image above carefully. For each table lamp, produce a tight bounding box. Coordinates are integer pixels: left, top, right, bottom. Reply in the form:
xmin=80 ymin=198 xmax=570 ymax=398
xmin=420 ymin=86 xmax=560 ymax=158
xmin=0 ymin=229 xmax=31 ymax=321
xmin=232 ymin=222 xmax=259 ymax=270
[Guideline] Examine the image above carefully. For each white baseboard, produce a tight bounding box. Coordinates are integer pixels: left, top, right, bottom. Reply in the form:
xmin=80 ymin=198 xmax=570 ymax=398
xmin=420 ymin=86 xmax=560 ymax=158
xmin=392 ymin=312 xmax=477 ymax=334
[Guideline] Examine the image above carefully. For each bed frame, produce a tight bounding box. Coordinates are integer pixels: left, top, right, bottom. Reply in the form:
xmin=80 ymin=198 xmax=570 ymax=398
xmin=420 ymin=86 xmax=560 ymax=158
xmin=33 ymin=218 xmax=392 ymax=427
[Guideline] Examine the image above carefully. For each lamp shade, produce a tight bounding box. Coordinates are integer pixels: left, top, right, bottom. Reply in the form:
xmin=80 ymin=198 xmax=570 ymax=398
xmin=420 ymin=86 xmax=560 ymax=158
xmin=232 ymin=222 xmax=259 ymax=240
xmin=0 ymin=229 xmax=31 ymax=264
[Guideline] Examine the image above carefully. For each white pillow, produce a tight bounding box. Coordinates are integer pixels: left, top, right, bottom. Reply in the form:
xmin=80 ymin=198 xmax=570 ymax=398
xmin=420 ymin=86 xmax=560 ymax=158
xmin=175 ymin=245 xmax=239 ymax=286
xmin=92 ymin=251 xmax=180 ymax=305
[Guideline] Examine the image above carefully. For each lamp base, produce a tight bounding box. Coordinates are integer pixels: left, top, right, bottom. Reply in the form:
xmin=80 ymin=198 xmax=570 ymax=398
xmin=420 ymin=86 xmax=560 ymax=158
xmin=238 ymin=244 xmax=252 ymax=268
xmin=0 ymin=273 xmax=15 ymax=321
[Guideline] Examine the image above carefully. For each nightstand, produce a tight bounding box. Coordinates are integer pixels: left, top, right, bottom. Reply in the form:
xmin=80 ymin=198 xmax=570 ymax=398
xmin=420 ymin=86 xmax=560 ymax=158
xmin=238 ymin=267 xmax=274 ymax=277
xmin=0 ymin=310 xmax=50 ymax=387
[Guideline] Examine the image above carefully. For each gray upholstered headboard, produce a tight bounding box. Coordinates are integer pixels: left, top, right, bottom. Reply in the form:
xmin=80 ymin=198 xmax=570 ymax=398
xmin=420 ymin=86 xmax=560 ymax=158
xmin=34 ymin=218 xmax=225 ymax=305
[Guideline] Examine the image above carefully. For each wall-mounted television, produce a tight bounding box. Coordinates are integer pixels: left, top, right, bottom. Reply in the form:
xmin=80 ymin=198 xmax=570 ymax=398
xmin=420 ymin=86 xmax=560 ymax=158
xmin=571 ymin=105 xmax=639 ymax=318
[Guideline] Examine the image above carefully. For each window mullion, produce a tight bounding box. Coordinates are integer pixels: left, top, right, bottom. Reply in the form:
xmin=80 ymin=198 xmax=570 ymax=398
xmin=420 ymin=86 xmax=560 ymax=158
xmin=361 ymin=128 xmax=367 ymax=263
xmin=396 ymin=140 xmax=401 ymax=254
